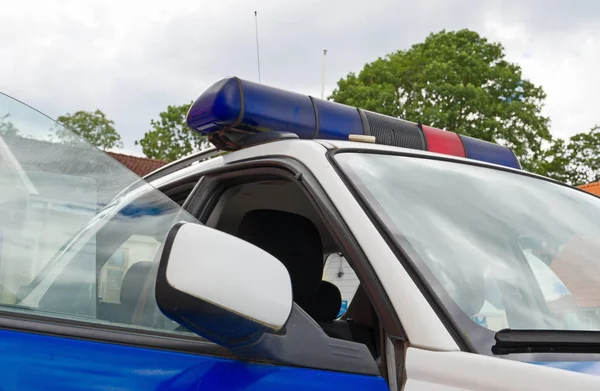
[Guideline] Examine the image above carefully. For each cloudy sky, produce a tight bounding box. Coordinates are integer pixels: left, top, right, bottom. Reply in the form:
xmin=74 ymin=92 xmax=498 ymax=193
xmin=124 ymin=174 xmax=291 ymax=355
xmin=1 ymin=0 xmax=598 ymax=156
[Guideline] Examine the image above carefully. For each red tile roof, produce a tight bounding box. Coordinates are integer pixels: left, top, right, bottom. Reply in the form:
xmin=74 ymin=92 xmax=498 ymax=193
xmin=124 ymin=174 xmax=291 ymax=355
xmin=107 ymin=152 xmax=168 ymax=177
xmin=579 ymin=181 xmax=600 ymax=196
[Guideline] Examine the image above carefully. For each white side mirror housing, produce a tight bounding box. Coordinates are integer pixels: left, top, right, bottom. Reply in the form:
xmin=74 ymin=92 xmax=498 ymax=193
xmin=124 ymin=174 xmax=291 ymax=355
xmin=155 ymin=222 xmax=293 ymax=349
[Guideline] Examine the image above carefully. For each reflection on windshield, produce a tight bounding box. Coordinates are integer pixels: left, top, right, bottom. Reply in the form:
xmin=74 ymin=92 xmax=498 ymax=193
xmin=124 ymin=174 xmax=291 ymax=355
xmin=0 ymin=92 xmax=198 ymax=334
xmin=335 ymin=152 xmax=600 ymax=334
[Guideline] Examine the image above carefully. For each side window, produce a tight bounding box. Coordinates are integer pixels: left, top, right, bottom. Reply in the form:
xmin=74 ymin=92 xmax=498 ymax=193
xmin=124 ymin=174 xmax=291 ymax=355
xmin=98 ymin=249 xmax=129 ymax=304
xmin=94 ymin=234 xmax=175 ymax=328
xmin=0 ymin=173 xmax=97 ymax=308
xmin=98 ymin=236 xmax=160 ymax=304
xmin=3 ymin=185 xmax=199 ymax=336
xmin=0 ymin=91 xmax=202 ymax=338
xmin=323 ymin=253 xmax=360 ymax=317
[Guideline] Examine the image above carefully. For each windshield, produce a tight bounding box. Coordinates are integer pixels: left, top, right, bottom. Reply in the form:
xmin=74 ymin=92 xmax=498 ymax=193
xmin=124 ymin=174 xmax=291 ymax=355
xmin=0 ymin=92 xmax=198 ymax=334
xmin=335 ymin=152 xmax=600 ymax=349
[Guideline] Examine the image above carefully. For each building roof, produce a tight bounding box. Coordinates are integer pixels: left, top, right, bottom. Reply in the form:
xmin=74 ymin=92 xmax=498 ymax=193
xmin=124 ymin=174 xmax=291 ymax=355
xmin=106 ymin=152 xmax=167 ymax=177
xmin=579 ymin=181 xmax=600 ymax=196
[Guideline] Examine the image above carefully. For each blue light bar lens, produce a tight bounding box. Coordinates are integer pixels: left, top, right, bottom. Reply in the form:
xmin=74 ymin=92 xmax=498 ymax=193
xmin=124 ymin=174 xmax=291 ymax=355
xmin=459 ymin=135 xmax=521 ymax=169
xmin=241 ymin=79 xmax=316 ymax=138
xmin=188 ymin=77 xmax=316 ymax=139
xmin=314 ymin=99 xmax=363 ymax=140
xmin=187 ymin=77 xmax=242 ymax=132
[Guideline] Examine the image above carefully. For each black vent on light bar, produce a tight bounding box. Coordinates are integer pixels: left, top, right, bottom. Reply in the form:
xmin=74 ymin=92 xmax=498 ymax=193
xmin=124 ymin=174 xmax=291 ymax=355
xmin=362 ymin=110 xmax=426 ymax=150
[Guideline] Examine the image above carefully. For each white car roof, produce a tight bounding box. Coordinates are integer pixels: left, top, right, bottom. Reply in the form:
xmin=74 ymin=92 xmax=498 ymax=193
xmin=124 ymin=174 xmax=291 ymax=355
xmin=147 ymin=138 xmax=527 ymax=189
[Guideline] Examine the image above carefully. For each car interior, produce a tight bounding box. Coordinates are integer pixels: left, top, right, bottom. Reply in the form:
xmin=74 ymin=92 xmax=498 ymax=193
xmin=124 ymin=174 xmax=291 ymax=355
xmin=202 ymin=178 xmax=382 ymax=361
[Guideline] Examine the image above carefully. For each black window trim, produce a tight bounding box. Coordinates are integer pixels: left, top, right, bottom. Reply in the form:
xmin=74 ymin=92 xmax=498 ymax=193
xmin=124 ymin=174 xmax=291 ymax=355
xmin=327 ymin=147 xmax=600 ymax=363
xmin=0 ymin=308 xmax=233 ymax=358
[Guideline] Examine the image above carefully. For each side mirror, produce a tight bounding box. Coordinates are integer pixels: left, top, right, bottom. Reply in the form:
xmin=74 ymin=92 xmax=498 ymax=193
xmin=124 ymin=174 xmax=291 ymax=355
xmin=155 ymin=222 xmax=293 ymax=349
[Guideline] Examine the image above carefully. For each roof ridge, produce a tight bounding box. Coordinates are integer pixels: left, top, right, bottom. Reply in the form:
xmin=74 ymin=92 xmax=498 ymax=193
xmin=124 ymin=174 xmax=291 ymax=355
xmin=106 ymin=151 xmax=167 ymax=164
xmin=579 ymin=181 xmax=600 ymax=189
xmin=578 ymin=181 xmax=600 ymax=196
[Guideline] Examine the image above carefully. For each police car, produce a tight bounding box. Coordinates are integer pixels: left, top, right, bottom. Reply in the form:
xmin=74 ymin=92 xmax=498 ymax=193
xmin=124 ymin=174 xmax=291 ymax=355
xmin=0 ymin=77 xmax=600 ymax=390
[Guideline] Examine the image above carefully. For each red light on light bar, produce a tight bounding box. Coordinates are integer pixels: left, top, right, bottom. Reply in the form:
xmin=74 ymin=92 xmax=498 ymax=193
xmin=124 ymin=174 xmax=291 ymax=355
xmin=421 ymin=125 xmax=466 ymax=158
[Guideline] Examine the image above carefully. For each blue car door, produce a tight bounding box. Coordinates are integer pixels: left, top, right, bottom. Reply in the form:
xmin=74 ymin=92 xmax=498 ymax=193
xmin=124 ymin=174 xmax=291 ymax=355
xmin=0 ymin=327 xmax=388 ymax=390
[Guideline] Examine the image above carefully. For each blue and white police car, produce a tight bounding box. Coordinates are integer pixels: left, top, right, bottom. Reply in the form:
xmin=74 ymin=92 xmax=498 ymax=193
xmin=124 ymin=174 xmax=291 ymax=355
xmin=0 ymin=77 xmax=600 ymax=390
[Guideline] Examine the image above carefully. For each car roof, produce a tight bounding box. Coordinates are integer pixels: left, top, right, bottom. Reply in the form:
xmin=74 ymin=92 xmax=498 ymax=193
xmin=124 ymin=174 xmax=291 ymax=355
xmin=145 ymin=137 xmax=527 ymax=187
xmin=317 ymin=138 xmax=528 ymax=172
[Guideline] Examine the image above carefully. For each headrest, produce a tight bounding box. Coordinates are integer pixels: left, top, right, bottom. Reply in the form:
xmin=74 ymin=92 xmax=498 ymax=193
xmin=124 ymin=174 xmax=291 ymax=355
xmin=296 ymin=281 xmax=342 ymax=321
xmin=120 ymin=262 xmax=152 ymax=307
xmin=237 ymin=209 xmax=324 ymax=297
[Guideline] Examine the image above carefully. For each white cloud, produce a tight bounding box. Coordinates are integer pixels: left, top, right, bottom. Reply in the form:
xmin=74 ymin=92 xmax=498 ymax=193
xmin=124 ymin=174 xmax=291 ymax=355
xmin=1 ymin=0 xmax=598 ymax=154
xmin=481 ymin=7 xmax=600 ymax=139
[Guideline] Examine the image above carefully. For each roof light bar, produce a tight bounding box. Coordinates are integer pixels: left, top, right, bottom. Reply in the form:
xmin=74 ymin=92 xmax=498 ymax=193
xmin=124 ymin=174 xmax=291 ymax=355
xmin=459 ymin=134 xmax=522 ymax=169
xmin=187 ymin=77 xmax=521 ymax=170
xmin=420 ymin=124 xmax=466 ymax=158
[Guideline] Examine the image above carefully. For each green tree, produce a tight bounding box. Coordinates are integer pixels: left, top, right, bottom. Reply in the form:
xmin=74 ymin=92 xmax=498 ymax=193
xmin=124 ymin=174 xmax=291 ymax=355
xmin=330 ymin=29 xmax=551 ymax=170
xmin=535 ymin=126 xmax=600 ymax=186
xmin=528 ymin=138 xmax=572 ymax=184
xmin=566 ymin=126 xmax=600 ymax=185
xmin=56 ymin=110 xmax=123 ymax=150
xmin=0 ymin=114 xmax=19 ymax=136
xmin=135 ymin=102 xmax=208 ymax=162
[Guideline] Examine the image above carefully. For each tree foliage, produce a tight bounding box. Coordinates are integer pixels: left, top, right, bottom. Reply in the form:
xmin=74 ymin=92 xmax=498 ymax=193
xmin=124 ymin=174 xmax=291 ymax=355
xmin=534 ymin=127 xmax=600 ymax=186
xmin=135 ymin=102 xmax=208 ymax=162
xmin=0 ymin=114 xmax=19 ymax=136
xmin=56 ymin=110 xmax=123 ymax=150
xmin=330 ymin=29 xmax=551 ymax=170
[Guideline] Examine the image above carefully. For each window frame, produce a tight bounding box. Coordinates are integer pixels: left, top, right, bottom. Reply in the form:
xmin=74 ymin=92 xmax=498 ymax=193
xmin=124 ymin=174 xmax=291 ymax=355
xmin=0 ymin=307 xmax=232 ymax=356
xmin=185 ymin=156 xmax=405 ymax=338
xmin=183 ymin=155 xmax=406 ymax=378
xmin=0 ymin=184 xmax=231 ymax=357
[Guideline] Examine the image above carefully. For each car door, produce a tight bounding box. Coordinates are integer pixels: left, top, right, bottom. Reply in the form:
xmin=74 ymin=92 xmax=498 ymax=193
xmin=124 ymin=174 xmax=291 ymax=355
xmin=0 ymin=92 xmax=390 ymax=390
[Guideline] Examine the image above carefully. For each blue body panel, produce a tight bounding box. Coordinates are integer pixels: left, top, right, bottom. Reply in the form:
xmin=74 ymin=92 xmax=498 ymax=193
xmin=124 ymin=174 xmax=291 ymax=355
xmin=1 ymin=328 xmax=389 ymax=390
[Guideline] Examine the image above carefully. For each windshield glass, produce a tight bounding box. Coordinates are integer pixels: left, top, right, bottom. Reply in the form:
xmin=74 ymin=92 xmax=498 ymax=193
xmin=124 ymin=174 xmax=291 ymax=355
xmin=0 ymin=92 xmax=198 ymax=334
xmin=335 ymin=152 xmax=600 ymax=345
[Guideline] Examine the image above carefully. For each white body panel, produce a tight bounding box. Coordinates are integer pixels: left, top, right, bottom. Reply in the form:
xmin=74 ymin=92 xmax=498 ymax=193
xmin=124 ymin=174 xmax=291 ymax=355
xmin=150 ymin=155 xmax=225 ymax=190
xmin=165 ymin=223 xmax=293 ymax=330
xmin=404 ymin=347 xmax=600 ymax=390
